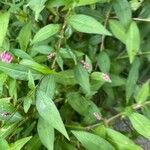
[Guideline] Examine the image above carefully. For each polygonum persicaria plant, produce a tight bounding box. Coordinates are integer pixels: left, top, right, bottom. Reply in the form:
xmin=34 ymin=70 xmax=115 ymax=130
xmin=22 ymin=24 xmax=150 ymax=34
xmin=0 ymin=0 xmax=149 ymax=150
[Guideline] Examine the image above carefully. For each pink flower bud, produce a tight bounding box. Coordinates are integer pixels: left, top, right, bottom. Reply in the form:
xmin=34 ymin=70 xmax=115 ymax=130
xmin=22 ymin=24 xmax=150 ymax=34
xmin=102 ymin=73 xmax=111 ymax=82
xmin=0 ymin=51 xmax=13 ymax=63
xmin=93 ymin=112 xmax=101 ymax=121
xmin=47 ymin=52 xmax=55 ymax=60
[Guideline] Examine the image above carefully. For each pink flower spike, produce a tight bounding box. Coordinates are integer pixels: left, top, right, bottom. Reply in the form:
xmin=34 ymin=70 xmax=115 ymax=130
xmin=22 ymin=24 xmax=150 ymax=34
xmin=102 ymin=73 xmax=112 ymax=83
xmin=93 ymin=112 xmax=101 ymax=121
xmin=80 ymin=60 xmax=90 ymax=70
xmin=0 ymin=51 xmax=13 ymax=63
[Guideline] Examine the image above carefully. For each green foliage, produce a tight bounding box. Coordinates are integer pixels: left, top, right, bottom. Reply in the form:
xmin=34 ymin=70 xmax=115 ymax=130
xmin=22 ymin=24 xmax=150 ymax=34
xmin=0 ymin=0 xmax=149 ymax=149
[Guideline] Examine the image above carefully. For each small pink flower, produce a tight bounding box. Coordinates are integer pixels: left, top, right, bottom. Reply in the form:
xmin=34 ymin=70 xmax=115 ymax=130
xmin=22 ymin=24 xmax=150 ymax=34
xmin=102 ymin=73 xmax=112 ymax=82
xmin=80 ymin=60 xmax=90 ymax=70
xmin=0 ymin=51 xmax=13 ymax=63
xmin=93 ymin=112 xmax=101 ymax=121
xmin=47 ymin=52 xmax=55 ymax=60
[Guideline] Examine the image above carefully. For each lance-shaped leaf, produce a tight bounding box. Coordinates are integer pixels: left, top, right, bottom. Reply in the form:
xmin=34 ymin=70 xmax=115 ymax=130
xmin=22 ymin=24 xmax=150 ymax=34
xmin=37 ymin=117 xmax=54 ymax=150
xmin=126 ymin=58 xmax=140 ymax=103
xmin=113 ymin=0 xmax=132 ymax=27
xmin=97 ymin=52 xmax=110 ymax=73
xmin=72 ymin=130 xmax=115 ymax=150
xmin=32 ymin=24 xmax=60 ymax=44
xmin=68 ymin=14 xmax=111 ymax=35
xmin=39 ymin=75 xmax=56 ymax=99
xmin=0 ymin=62 xmax=42 ymax=80
xmin=109 ymin=20 xmax=127 ymax=44
xmin=129 ymin=113 xmax=150 ymax=140
xmin=17 ymin=22 xmax=32 ymax=50
xmin=47 ymin=0 xmax=110 ymax=8
xmin=20 ymin=59 xmax=55 ymax=74
xmin=106 ymin=128 xmax=143 ymax=150
xmin=9 ymin=136 xmax=32 ymax=150
xmin=36 ymin=90 xmax=69 ymax=139
xmin=0 ymin=11 xmax=10 ymax=47
xmin=0 ymin=123 xmax=17 ymax=138
xmin=74 ymin=64 xmax=90 ymax=94
xmin=135 ymin=80 xmax=150 ymax=104
xmin=28 ymin=0 xmax=47 ymax=20
xmin=126 ymin=21 xmax=140 ymax=63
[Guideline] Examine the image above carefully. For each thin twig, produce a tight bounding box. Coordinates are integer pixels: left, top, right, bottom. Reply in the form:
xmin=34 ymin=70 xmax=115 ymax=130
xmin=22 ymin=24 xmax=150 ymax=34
xmin=100 ymin=6 xmax=112 ymax=51
xmin=65 ymin=100 xmax=150 ymax=131
xmin=110 ymin=16 xmax=150 ymax=22
xmin=51 ymin=8 xmax=72 ymax=69
xmin=116 ymin=51 xmax=150 ymax=60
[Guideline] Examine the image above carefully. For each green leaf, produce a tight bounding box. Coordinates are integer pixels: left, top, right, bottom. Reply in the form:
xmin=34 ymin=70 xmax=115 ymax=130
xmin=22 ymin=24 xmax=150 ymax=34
xmin=23 ymin=96 xmax=32 ymax=113
xmin=8 ymin=78 xmax=17 ymax=104
xmin=56 ymin=54 xmax=64 ymax=70
xmin=75 ymin=0 xmax=111 ymax=6
xmin=72 ymin=130 xmax=115 ymax=150
xmin=109 ymin=20 xmax=127 ymax=44
xmin=130 ymin=0 xmax=144 ymax=11
xmin=74 ymin=64 xmax=90 ymax=94
xmin=0 ymin=11 xmax=10 ymax=47
xmin=36 ymin=90 xmax=69 ymax=140
xmin=113 ymin=0 xmax=132 ymax=27
xmin=32 ymin=24 xmax=60 ymax=44
xmin=0 ymin=73 xmax=7 ymax=96
xmin=39 ymin=75 xmax=56 ymax=99
xmin=0 ymin=62 xmax=42 ymax=80
xmin=47 ymin=0 xmax=110 ymax=8
xmin=126 ymin=21 xmax=140 ymax=63
xmin=56 ymin=140 xmax=77 ymax=150
xmin=37 ymin=117 xmax=54 ymax=150
xmin=106 ymin=128 xmax=143 ymax=150
xmin=26 ymin=134 xmax=41 ymax=150
xmin=129 ymin=113 xmax=150 ymax=140
xmin=28 ymin=0 xmax=47 ymax=20
xmin=20 ymin=59 xmax=55 ymax=74
xmin=17 ymin=22 xmax=32 ymax=50
xmin=68 ymin=14 xmax=111 ymax=35
xmin=97 ymin=52 xmax=110 ymax=73
xmin=28 ymin=70 xmax=35 ymax=90
xmin=0 ymin=138 xmax=9 ymax=149
xmin=135 ymin=80 xmax=150 ymax=103
xmin=55 ymin=70 xmax=76 ymax=85
xmin=0 ymin=100 xmax=22 ymax=123
xmin=110 ymin=74 xmax=126 ymax=87
xmin=9 ymin=136 xmax=32 ymax=150
xmin=12 ymin=49 xmax=33 ymax=60
xmin=126 ymin=58 xmax=140 ymax=103
xmin=0 ymin=123 xmax=17 ymax=138
xmin=30 ymin=45 xmax=53 ymax=56
xmin=67 ymin=92 xmax=90 ymax=115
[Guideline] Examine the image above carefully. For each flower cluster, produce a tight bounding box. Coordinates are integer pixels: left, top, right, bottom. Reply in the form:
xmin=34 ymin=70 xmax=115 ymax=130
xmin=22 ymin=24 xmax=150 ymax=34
xmin=47 ymin=52 xmax=56 ymax=60
xmin=102 ymin=73 xmax=112 ymax=82
xmin=80 ymin=60 xmax=90 ymax=69
xmin=93 ymin=112 xmax=101 ymax=121
xmin=0 ymin=51 xmax=13 ymax=63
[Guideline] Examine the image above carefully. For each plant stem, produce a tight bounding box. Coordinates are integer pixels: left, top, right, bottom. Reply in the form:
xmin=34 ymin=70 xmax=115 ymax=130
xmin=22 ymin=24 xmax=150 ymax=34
xmin=116 ymin=51 xmax=150 ymax=60
xmin=100 ymin=6 xmax=112 ymax=51
xmin=111 ymin=17 xmax=150 ymax=23
xmin=65 ymin=100 xmax=150 ymax=131
xmin=51 ymin=8 xmax=72 ymax=69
